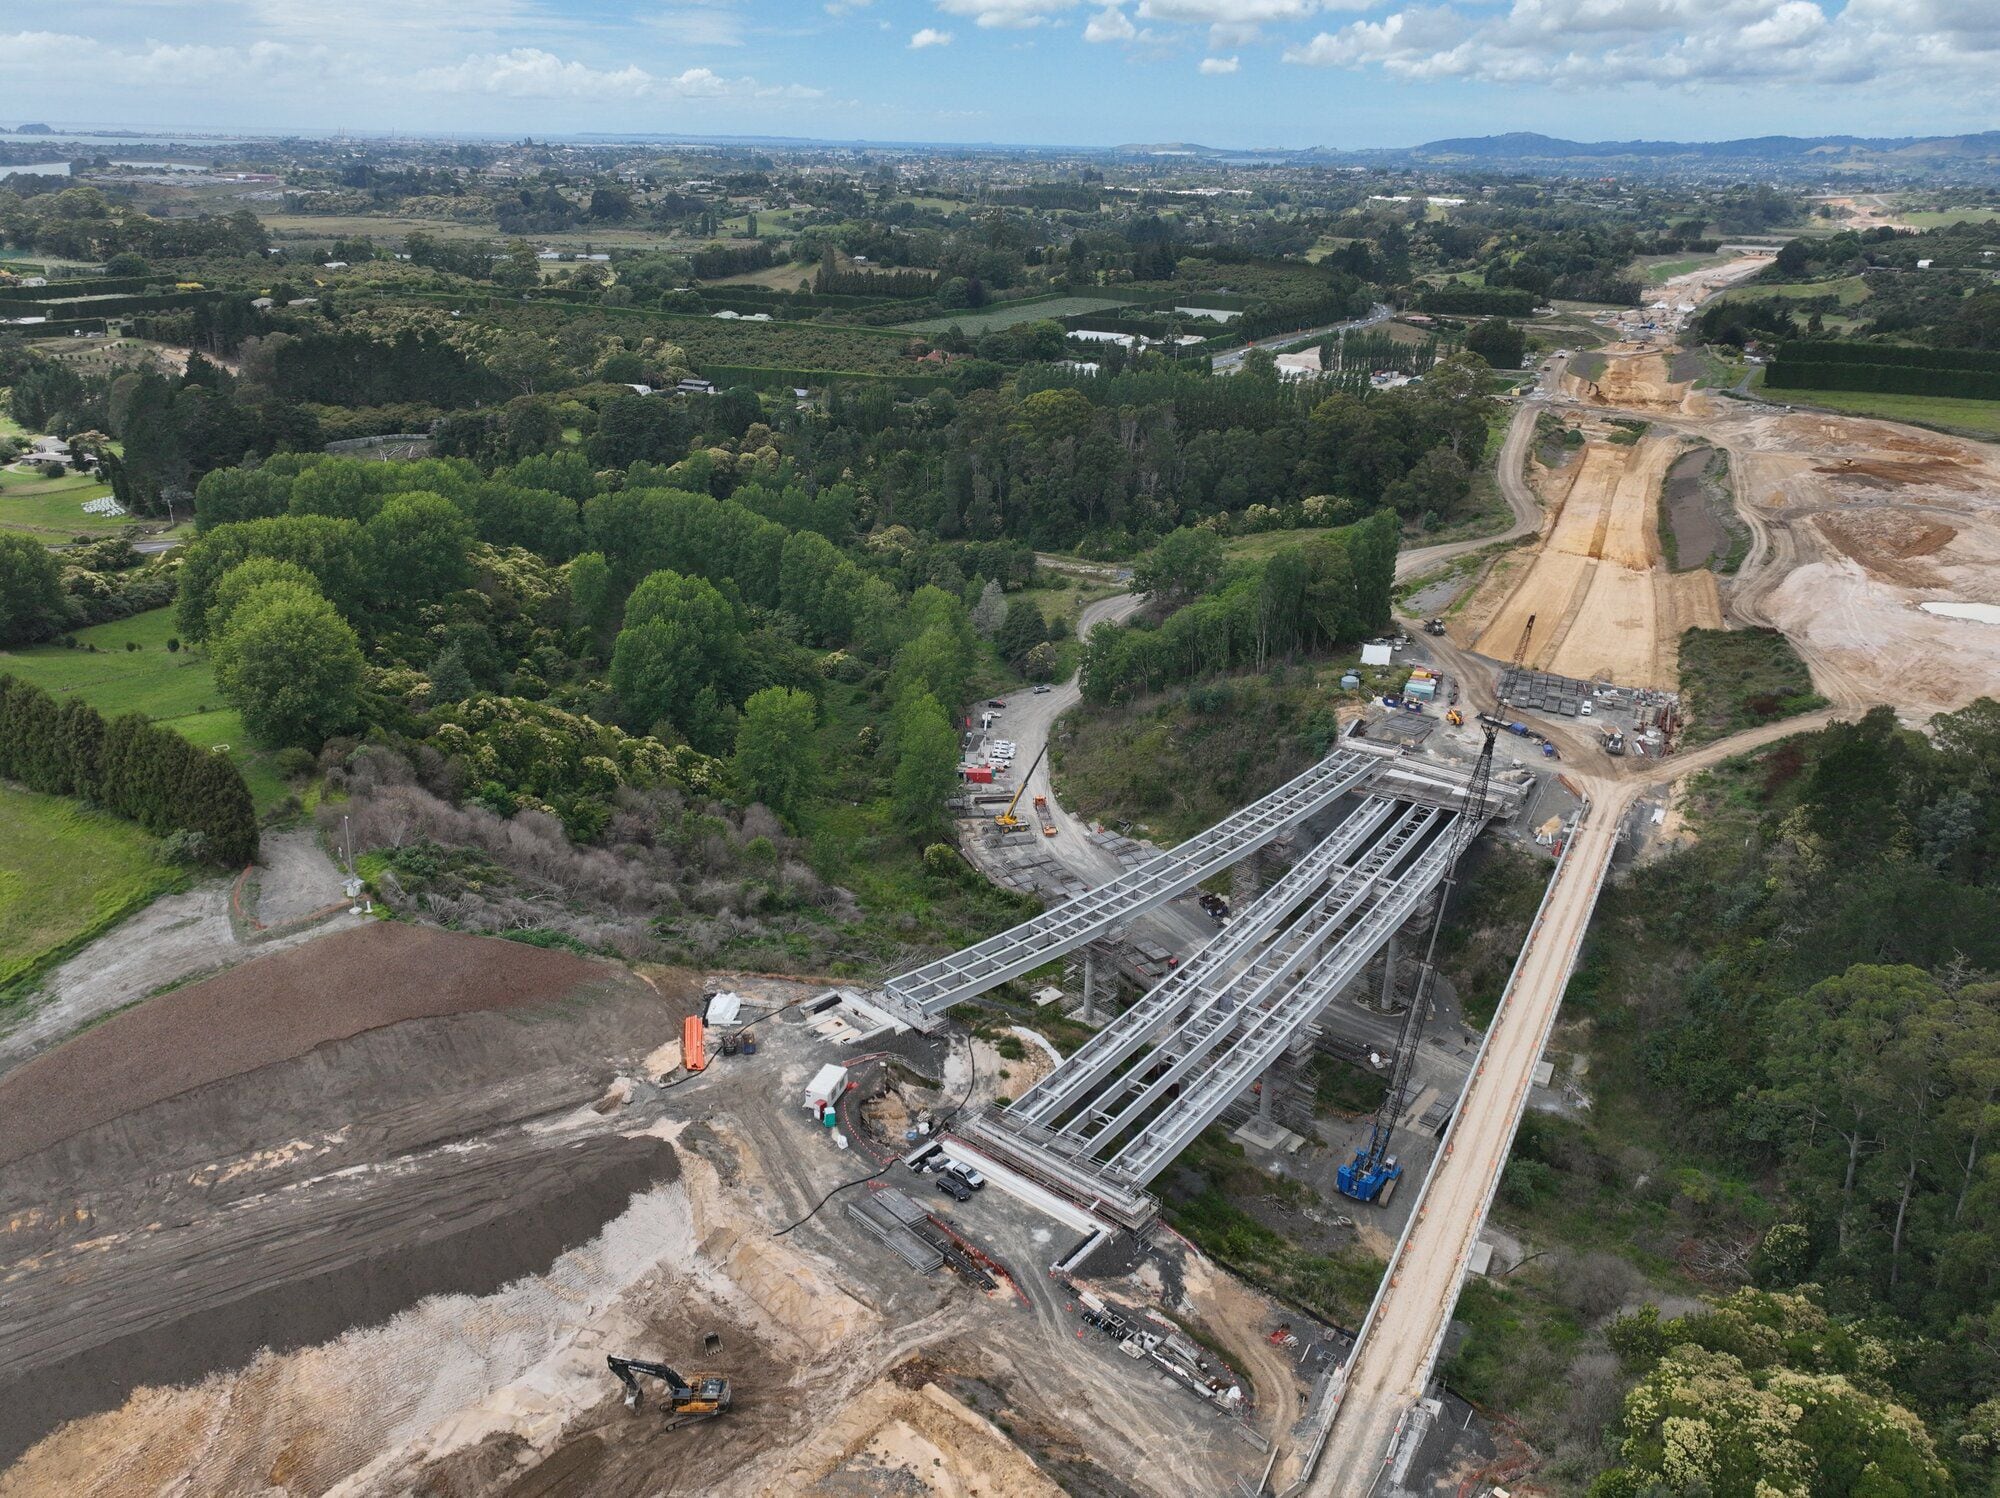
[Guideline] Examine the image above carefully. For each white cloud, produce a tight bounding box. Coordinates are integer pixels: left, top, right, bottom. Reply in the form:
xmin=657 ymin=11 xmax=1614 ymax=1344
xmin=935 ymin=0 xmax=1079 ymax=28
xmin=414 ymin=48 xmax=658 ymax=98
xmin=646 ymin=1 xmax=747 ymax=48
xmin=910 ymin=25 xmax=954 ymax=46
xmin=1138 ymin=0 xmax=1316 ymax=22
xmin=1085 ymin=6 xmax=1138 ymax=41
xmin=1281 ymin=0 xmax=2000 ymax=91
xmin=1199 ymin=53 xmax=1241 ymax=71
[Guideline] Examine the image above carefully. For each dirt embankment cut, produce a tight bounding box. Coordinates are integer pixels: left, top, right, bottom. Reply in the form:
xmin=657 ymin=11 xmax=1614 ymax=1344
xmin=1471 ymin=432 xmax=1721 ymax=689
xmin=0 ymin=923 xmax=626 ymax=1167
xmin=1564 ymin=346 xmax=1696 ymax=413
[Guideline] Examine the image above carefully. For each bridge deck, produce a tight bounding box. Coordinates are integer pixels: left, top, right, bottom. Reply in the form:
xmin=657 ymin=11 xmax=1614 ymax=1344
xmin=882 ymin=746 xmax=1385 ymax=1014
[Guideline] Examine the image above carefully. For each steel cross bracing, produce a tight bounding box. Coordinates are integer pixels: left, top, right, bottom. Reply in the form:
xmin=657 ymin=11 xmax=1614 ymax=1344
xmin=1062 ymin=805 xmax=1448 ymax=1168
xmin=1111 ymin=819 xmax=1464 ymax=1184
xmin=881 ymin=747 xmax=1383 ymax=1014
xmin=1007 ymin=795 xmax=1403 ymax=1131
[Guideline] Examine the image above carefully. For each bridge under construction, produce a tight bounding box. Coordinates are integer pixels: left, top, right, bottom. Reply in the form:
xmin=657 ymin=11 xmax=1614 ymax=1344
xmin=876 ymin=741 xmax=1527 ymax=1227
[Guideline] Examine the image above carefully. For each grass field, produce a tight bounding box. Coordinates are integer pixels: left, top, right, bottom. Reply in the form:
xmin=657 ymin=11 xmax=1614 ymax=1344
xmin=1720 ymin=274 xmax=1871 ymax=306
xmin=1755 ymin=375 xmax=2000 ymax=439
xmin=1629 ymin=251 xmax=1735 ymax=286
xmin=1899 ymin=207 xmax=2000 ymax=228
xmin=701 ymin=261 xmax=816 ymax=291
xmin=0 ymin=783 xmax=180 ymax=991
xmin=0 ymin=609 xmax=289 ymax=809
xmin=1677 ymin=626 xmax=1825 ymax=745
xmin=0 ymin=467 xmax=129 ymax=541
xmin=259 ymin=213 xmax=695 ymax=253
xmin=894 ymin=295 xmax=1137 ymax=335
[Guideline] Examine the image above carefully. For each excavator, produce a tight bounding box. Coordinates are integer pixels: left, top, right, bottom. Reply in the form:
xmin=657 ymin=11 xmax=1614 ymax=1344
xmin=606 ymin=1355 xmax=732 ymax=1424
xmin=993 ymin=742 xmax=1048 ymax=833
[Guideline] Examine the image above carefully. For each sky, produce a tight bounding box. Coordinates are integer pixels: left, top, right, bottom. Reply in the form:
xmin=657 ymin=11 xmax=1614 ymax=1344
xmin=4 ymin=1 xmax=1998 ymax=150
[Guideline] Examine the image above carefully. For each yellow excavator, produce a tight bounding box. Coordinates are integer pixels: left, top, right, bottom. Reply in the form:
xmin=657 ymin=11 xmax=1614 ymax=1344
xmin=606 ymin=1355 xmax=732 ymax=1425
xmin=993 ymin=743 xmax=1048 ymax=833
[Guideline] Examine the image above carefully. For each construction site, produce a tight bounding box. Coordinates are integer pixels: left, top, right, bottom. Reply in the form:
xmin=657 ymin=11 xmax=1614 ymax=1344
xmin=8 ymin=245 xmax=2000 ymax=1498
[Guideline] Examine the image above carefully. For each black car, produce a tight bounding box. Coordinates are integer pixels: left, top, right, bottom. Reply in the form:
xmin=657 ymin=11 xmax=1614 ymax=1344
xmin=934 ymin=1172 xmax=973 ymax=1202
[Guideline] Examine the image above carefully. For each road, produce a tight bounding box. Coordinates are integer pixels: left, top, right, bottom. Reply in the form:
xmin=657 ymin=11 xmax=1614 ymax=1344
xmin=974 ymin=591 xmax=1225 ymax=955
xmin=1392 ymin=353 xmax=1566 ymax=584
xmin=1211 ymin=303 xmax=1394 ymax=374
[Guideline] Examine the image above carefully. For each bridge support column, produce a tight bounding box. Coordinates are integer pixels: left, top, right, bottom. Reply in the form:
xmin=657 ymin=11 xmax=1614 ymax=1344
xmin=1258 ymin=1066 xmax=1275 ymax=1122
xmin=1376 ymin=933 xmax=1400 ymax=1013
xmin=1082 ymin=946 xmax=1097 ymax=1025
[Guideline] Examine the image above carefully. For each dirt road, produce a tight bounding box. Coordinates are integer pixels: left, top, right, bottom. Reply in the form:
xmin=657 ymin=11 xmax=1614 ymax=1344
xmin=1394 ymin=355 xmax=1567 ymax=586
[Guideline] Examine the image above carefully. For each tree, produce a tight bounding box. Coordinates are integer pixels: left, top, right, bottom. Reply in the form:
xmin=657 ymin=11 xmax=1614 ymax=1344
xmin=889 ymin=690 xmax=957 ymax=839
xmin=1133 ymin=526 xmax=1224 ymax=607
xmin=1462 ymin=317 xmax=1526 ymax=370
xmin=732 ymin=686 xmax=816 ymax=822
xmin=609 ymin=569 xmax=742 ymax=747
xmin=970 ymin=578 xmax=1007 ymax=638
xmin=211 ymin=581 xmax=364 ymax=748
xmin=205 ymin=556 xmax=321 ymax=639
xmin=998 ymin=598 xmax=1050 ymax=667
xmin=0 ymin=533 xmax=69 ymax=644
xmin=428 ymin=642 xmax=474 ymax=706
xmin=568 ymin=550 xmax=614 ymax=638
xmin=365 ymin=490 xmax=474 ymax=607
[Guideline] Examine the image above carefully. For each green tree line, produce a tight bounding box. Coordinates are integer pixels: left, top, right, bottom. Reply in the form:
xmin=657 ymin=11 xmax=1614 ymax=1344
xmin=0 ymin=674 xmax=259 ymax=866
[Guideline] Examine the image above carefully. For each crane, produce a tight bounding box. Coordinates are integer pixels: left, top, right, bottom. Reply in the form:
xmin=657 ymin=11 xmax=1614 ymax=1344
xmin=1509 ymin=613 xmax=1537 ymax=671
xmin=606 ymin=1355 xmax=732 ymax=1422
xmin=1336 ymin=727 xmax=1498 ymax=1207
xmin=993 ymin=742 xmax=1048 ymax=833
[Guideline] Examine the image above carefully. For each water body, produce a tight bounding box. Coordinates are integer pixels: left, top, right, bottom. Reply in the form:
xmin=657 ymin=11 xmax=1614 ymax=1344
xmin=2 ymin=160 xmax=200 ymax=177
xmin=1920 ymin=601 xmax=2000 ymax=624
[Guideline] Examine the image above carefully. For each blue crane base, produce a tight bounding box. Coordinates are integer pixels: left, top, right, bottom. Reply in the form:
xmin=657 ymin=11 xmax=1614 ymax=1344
xmin=1336 ymin=1150 xmax=1402 ymax=1205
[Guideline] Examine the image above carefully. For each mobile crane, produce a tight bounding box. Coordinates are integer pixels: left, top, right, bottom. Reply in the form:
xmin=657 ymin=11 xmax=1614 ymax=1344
xmin=606 ymin=1355 xmax=732 ymax=1423
xmin=1336 ymin=727 xmax=1498 ymax=1207
xmin=993 ymin=742 xmax=1048 ymax=833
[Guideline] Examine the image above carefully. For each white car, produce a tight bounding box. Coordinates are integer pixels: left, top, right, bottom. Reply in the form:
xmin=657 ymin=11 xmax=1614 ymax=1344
xmin=1580 ymin=702 xmax=1593 ymax=717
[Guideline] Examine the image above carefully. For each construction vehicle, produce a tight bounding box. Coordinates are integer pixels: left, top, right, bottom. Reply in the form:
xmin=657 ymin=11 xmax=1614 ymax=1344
xmin=993 ymin=742 xmax=1048 ymax=832
xmin=1034 ymin=794 xmax=1056 ymax=837
xmin=606 ymin=1355 xmax=732 ymax=1422
xmin=1446 ymin=709 xmax=1465 ymax=727
xmin=1602 ymin=727 xmax=1625 ymax=756
xmin=1423 ymin=618 xmax=1446 ymax=636
xmin=1337 ymin=727 xmax=1498 ymax=1206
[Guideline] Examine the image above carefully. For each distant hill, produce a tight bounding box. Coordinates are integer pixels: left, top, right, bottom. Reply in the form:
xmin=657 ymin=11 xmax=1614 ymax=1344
xmin=1312 ymin=130 xmax=2000 ymax=181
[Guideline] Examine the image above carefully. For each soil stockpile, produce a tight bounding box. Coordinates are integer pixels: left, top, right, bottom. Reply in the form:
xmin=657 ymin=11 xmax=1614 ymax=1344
xmin=0 ymin=923 xmax=618 ymax=1167
xmin=0 ymin=1133 xmax=678 ymax=1469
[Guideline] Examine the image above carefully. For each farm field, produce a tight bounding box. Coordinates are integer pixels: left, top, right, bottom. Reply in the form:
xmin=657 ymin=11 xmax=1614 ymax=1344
xmin=1897 ymin=207 xmax=2000 ymax=228
xmin=0 ymin=469 xmax=129 ymax=542
xmin=0 ymin=609 xmax=288 ymax=810
xmin=1718 ymin=274 xmax=1871 ymax=306
xmin=1757 ymin=382 xmax=2000 ymax=438
xmin=259 ymin=213 xmax=693 ymax=253
xmin=895 ymin=294 xmax=1137 ymax=335
xmin=0 ymin=783 xmax=178 ymax=991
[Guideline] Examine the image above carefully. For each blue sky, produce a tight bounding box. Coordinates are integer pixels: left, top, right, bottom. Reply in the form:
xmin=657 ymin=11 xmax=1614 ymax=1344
xmin=4 ymin=1 xmax=1996 ymax=149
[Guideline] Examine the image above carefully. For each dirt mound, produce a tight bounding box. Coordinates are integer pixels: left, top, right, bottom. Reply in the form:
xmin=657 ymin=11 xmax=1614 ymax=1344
xmin=1817 ymin=511 xmax=1958 ymax=562
xmin=0 ymin=924 xmax=624 ymax=1167
xmin=1814 ymin=455 xmax=1977 ymax=490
